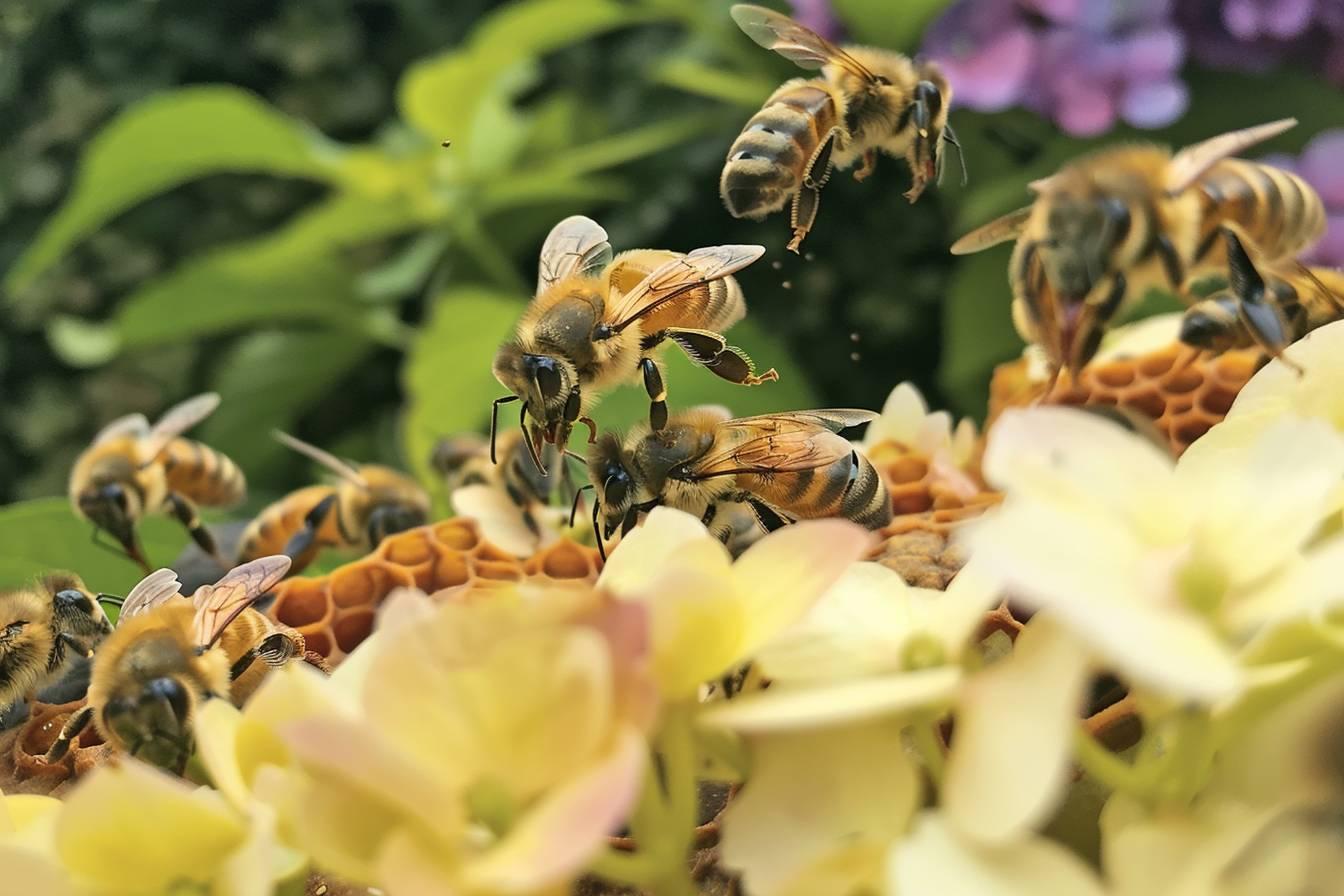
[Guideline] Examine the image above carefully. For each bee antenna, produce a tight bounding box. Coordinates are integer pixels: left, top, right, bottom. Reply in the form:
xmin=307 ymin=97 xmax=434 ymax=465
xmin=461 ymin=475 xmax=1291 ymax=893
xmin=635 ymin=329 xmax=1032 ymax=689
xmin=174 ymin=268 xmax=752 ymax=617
xmin=489 ymin=395 xmax=519 ymax=465
xmin=95 ymin=593 xmax=125 ymax=609
xmin=942 ymin=123 xmax=969 ymax=186
xmin=570 ymin=484 xmax=594 ymax=528
xmin=563 ymin=449 xmax=587 ymax=465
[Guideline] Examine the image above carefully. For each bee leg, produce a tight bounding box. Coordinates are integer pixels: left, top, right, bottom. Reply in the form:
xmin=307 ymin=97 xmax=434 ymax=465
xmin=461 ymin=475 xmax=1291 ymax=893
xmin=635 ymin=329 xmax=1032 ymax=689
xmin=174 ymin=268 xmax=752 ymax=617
xmin=853 ymin=149 xmax=877 ymax=182
xmin=230 ymin=632 xmax=299 ymax=682
xmin=742 ymin=495 xmax=791 ymax=533
xmin=282 ymin=493 xmax=339 ymax=561
xmin=663 ymin=328 xmax=780 ymax=387
xmin=57 ymin=632 xmax=96 ymax=661
xmin=163 ymin=492 xmax=226 ymax=567
xmin=505 ymin=481 xmax=542 ymax=537
xmin=700 ymin=503 xmax=719 ymax=529
xmin=45 ymin=705 xmax=94 ymax=763
xmin=640 ymin=358 xmax=669 ymax=431
xmin=789 ymin=127 xmax=841 ymax=253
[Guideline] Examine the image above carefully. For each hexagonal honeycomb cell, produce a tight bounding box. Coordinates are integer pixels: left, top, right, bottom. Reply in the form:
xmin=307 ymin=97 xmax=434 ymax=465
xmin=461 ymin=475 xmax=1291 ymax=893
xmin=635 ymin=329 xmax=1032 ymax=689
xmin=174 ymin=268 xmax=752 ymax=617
xmin=0 ymin=701 xmax=109 ymax=797
xmin=988 ymin=343 xmax=1265 ymax=456
xmin=266 ymin=518 xmax=603 ymax=665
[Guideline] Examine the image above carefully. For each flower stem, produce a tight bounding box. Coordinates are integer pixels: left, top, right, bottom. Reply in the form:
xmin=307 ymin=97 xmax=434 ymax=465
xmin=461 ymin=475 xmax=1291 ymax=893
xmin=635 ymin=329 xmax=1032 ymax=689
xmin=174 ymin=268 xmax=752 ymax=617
xmin=1073 ymin=727 xmax=1148 ymax=797
xmin=910 ymin=717 xmax=946 ymax=787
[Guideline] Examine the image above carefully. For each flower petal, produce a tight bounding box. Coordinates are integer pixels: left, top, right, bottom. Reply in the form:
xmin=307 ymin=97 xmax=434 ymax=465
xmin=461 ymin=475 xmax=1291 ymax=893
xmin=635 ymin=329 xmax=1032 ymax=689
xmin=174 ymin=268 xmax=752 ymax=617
xmin=194 ymin=700 xmax=251 ymax=810
xmin=1226 ymin=319 xmax=1344 ymax=432
xmin=598 ymin=506 xmax=730 ymax=596
xmin=452 ymin=483 xmax=541 ymax=558
xmin=721 ymin=719 xmax=919 ymax=896
xmin=700 ymin=667 xmax=961 ymax=733
xmin=57 ymin=760 xmax=247 ymax=894
xmin=466 ymin=726 xmax=646 ymax=892
xmin=865 ymin=382 xmax=931 ymax=448
xmin=1227 ymin=536 xmax=1344 ymax=632
xmin=0 ymin=845 xmax=74 ymax=896
xmin=732 ymin=519 xmax=873 ymax=660
xmin=944 ymin=617 xmax=1091 ymax=844
xmin=889 ymin=811 xmax=1107 ymax=896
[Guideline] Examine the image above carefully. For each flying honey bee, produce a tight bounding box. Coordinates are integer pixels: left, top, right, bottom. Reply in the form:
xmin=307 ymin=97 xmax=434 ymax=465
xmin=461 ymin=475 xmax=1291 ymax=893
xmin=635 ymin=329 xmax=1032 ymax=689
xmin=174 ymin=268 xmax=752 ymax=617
xmin=70 ymin=392 xmax=245 ymax=572
xmin=721 ymin=3 xmax=961 ymax=253
xmin=580 ymin=406 xmax=891 ymax=557
xmin=1180 ymin=230 xmax=1344 ymax=362
xmin=0 ymin=572 xmax=114 ymax=710
xmin=491 ymin=215 xmax=777 ymax=472
xmin=44 ymin=556 xmax=312 ymax=774
xmin=235 ymin=432 xmax=431 ymax=575
xmin=951 ymin=119 xmax=1325 ymax=385
xmin=432 ymin=430 xmax=560 ymax=538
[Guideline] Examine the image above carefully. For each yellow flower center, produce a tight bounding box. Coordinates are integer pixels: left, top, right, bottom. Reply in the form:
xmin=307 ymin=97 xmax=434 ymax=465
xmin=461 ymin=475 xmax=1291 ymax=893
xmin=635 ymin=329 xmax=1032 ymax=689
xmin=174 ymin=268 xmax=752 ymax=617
xmin=900 ymin=633 xmax=946 ymax=671
xmin=1176 ymin=549 xmax=1228 ymax=618
xmin=466 ymin=777 xmax=518 ymax=837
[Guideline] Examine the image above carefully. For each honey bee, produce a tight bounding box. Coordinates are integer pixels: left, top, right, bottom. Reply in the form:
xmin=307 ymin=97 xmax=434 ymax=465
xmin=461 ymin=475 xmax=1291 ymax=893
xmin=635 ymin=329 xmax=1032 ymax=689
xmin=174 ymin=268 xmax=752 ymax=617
xmin=0 ymin=572 xmax=114 ymax=710
xmin=44 ymin=557 xmax=309 ymax=774
xmin=432 ymin=429 xmax=560 ymax=538
xmin=581 ymin=406 xmax=891 ymax=557
xmin=70 ymin=392 xmax=245 ymax=572
xmin=235 ymin=432 xmax=431 ymax=575
xmin=1180 ymin=230 xmax=1344 ymax=362
xmin=491 ymin=215 xmax=777 ymax=471
xmin=951 ymin=119 xmax=1325 ymax=384
xmin=721 ymin=4 xmax=961 ymax=253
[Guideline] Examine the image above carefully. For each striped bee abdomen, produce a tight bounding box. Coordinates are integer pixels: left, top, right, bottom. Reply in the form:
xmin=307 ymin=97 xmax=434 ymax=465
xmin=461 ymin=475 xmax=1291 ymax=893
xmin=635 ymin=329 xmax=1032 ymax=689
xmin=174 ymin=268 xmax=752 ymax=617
xmin=720 ymin=81 xmax=841 ymax=220
xmin=160 ymin=438 xmax=246 ymax=507
xmin=236 ymin=485 xmax=339 ymax=569
xmin=839 ymin=451 xmax=892 ymax=530
xmin=1196 ymin=159 xmax=1326 ymax=263
xmin=746 ymin=449 xmax=892 ymax=530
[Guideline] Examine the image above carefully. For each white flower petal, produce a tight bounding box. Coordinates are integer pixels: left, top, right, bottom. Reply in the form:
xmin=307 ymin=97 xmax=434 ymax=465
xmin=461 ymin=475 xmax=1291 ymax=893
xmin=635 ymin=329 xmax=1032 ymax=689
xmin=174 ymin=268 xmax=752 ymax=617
xmin=889 ymin=811 xmax=1106 ymax=896
xmin=598 ymin=507 xmax=729 ymax=595
xmin=1095 ymin=312 xmax=1183 ymax=361
xmin=721 ymin=720 xmax=919 ymax=896
xmin=1226 ymin=536 xmax=1344 ymax=633
xmin=866 ymin=382 xmax=930 ymax=447
xmin=1226 ymin=319 xmax=1344 ymax=431
xmin=944 ymin=617 xmax=1091 ymax=845
xmin=452 ymin=483 xmax=540 ymax=557
xmin=699 ymin=667 xmax=961 ymax=733
xmin=928 ymin=559 xmax=1002 ymax=658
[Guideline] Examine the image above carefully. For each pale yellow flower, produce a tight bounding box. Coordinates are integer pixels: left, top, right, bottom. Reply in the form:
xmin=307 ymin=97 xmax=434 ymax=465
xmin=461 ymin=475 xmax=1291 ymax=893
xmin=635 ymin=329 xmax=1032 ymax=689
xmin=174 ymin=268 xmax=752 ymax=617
xmin=862 ymin=382 xmax=979 ymax=470
xmin=451 ymin=483 xmax=569 ymax=558
xmin=271 ymin=585 xmax=655 ymax=896
xmin=961 ymin=405 xmax=1344 ymax=702
xmin=1215 ymin=318 xmax=1344 ymax=435
xmin=0 ymin=786 xmax=70 ymax=896
xmin=596 ymin=506 xmax=872 ymax=699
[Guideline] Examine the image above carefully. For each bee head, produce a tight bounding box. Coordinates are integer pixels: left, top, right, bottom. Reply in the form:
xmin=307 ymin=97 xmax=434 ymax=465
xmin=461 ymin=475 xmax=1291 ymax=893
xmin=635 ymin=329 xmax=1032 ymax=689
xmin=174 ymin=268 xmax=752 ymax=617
xmin=1034 ymin=178 xmax=1133 ymax=305
xmin=588 ymin=433 xmax=635 ymax=540
xmin=104 ymin=675 xmax=196 ymax=773
xmin=431 ymin=434 xmax=488 ymax=479
xmin=42 ymin=572 xmax=113 ymax=639
xmin=77 ymin=480 xmax=143 ymax=556
xmin=491 ymin=342 xmax=577 ymax=428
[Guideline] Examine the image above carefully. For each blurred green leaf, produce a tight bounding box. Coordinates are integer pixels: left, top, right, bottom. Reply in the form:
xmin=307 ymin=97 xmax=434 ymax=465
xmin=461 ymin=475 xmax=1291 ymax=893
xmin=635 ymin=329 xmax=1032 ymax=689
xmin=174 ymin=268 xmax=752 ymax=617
xmin=401 ymin=287 xmax=521 ymax=487
xmin=939 ymin=249 xmax=1019 ymax=418
xmin=0 ymin=498 xmax=188 ymax=592
xmin=593 ymin=318 xmax=821 ymax=429
xmin=198 ymin=329 xmax=376 ymax=481
xmin=654 ymin=58 xmax=774 ymax=107
xmin=358 ymin=231 xmax=451 ymax=302
xmin=47 ymin=315 xmax=120 ymax=368
xmin=833 ymin=0 xmax=946 ymax=51
xmin=6 ymin=87 xmax=341 ymax=293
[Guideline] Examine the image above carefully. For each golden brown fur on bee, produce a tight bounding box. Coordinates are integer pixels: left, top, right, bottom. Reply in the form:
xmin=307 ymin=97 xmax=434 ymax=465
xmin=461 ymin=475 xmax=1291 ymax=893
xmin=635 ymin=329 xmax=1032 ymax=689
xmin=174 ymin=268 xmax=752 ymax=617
xmin=433 ymin=429 xmax=556 ymax=512
xmin=0 ymin=572 xmax=112 ymax=709
xmin=588 ymin=407 xmax=892 ymax=545
xmin=954 ymin=121 xmax=1324 ymax=379
xmin=236 ymin=466 xmax=431 ymax=574
xmin=721 ymin=5 xmax=954 ymax=251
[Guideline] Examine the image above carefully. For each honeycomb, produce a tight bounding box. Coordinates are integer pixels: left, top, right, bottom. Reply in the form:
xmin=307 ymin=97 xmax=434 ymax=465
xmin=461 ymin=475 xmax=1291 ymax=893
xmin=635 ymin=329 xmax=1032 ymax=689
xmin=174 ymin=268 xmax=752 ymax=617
xmin=266 ymin=519 xmax=603 ymax=665
xmin=988 ymin=343 xmax=1265 ymax=456
xmin=1 ymin=700 xmax=110 ymax=798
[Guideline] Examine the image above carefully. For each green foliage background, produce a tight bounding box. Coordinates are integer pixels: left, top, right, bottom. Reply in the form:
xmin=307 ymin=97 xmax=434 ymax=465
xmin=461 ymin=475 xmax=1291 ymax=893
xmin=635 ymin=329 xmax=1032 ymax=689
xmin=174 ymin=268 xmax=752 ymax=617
xmin=2 ymin=0 xmax=1340 ymax=590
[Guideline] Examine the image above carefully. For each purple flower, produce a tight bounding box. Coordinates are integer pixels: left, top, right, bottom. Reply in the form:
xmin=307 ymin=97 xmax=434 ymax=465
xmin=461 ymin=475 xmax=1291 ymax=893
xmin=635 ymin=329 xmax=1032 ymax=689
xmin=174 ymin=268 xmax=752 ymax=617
xmin=1222 ymin=0 xmax=1317 ymax=40
xmin=1179 ymin=0 xmax=1344 ymax=84
xmin=1263 ymin=130 xmax=1344 ymax=267
xmin=787 ymin=0 xmax=843 ymax=41
xmin=923 ymin=0 xmax=1038 ymax=111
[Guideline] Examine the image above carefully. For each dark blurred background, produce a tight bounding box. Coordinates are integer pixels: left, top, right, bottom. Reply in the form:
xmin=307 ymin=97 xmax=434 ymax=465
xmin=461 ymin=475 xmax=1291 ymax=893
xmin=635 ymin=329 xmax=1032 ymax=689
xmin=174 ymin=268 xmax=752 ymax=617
xmin=2 ymin=0 xmax=1341 ymax=530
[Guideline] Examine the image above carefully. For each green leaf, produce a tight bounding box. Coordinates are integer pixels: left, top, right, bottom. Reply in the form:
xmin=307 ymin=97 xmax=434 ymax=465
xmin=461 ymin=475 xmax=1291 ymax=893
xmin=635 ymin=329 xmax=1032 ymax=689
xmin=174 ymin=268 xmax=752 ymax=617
xmin=593 ymin=318 xmax=820 ymax=429
xmin=47 ymin=315 xmax=120 ymax=368
xmin=0 ymin=498 xmax=189 ymax=593
xmin=6 ymin=86 xmax=341 ymax=293
xmin=939 ymin=249 xmax=1021 ymax=419
xmin=653 ymin=59 xmax=775 ymax=108
xmin=832 ymin=0 xmax=946 ymax=52
xmin=401 ymin=287 xmax=523 ymax=488
xmin=198 ymin=329 xmax=376 ymax=481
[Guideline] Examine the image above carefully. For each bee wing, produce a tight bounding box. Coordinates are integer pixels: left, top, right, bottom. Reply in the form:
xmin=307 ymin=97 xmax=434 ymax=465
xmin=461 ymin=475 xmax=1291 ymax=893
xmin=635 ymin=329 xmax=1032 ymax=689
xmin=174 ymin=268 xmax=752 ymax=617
xmin=273 ymin=431 xmax=368 ymax=488
xmin=93 ymin=413 xmax=150 ymax=446
xmin=118 ymin=568 xmax=184 ymax=623
xmin=604 ymin=245 xmax=765 ymax=334
xmin=690 ymin=418 xmax=855 ymax=479
xmin=140 ymin=392 xmax=221 ymax=463
xmin=950 ymin=205 xmax=1033 ymax=255
xmin=730 ymin=4 xmax=878 ymax=82
xmin=537 ymin=216 xmax=613 ymax=292
xmin=724 ymin=408 xmax=878 ymax=434
xmin=191 ymin=555 xmax=291 ymax=650
xmin=1165 ymin=118 xmax=1297 ymax=195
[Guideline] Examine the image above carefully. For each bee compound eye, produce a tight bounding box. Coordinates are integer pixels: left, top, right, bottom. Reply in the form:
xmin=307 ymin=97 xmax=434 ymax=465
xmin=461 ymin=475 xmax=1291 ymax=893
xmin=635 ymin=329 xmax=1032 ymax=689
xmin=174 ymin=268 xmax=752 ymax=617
xmin=604 ymin=474 xmax=630 ymax=508
xmin=55 ymin=589 xmax=92 ymax=613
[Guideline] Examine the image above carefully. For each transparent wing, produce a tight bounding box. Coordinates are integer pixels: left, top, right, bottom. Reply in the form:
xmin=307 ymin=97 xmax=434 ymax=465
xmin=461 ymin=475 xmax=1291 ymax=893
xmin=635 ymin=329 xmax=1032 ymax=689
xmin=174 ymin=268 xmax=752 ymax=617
xmin=691 ymin=417 xmax=856 ymax=479
xmin=191 ymin=555 xmax=292 ymax=650
xmin=273 ymin=431 xmax=368 ymax=488
xmin=724 ymin=408 xmax=878 ymax=434
xmin=730 ymin=4 xmax=877 ymax=81
xmin=140 ymin=393 xmax=221 ymax=462
xmin=93 ymin=413 xmax=150 ymax=446
xmin=118 ymin=568 xmax=184 ymax=623
xmin=950 ymin=206 xmax=1033 ymax=255
xmin=537 ymin=216 xmax=613 ymax=292
xmin=1165 ymin=118 xmax=1297 ymax=194
xmin=605 ymin=245 xmax=764 ymax=333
